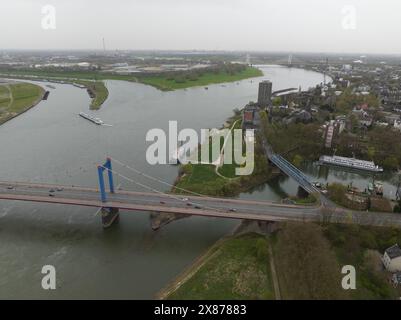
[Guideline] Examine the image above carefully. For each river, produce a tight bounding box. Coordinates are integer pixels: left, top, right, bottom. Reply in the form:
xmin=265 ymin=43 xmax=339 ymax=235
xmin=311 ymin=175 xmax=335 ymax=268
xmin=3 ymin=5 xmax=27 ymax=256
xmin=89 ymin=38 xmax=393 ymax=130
xmin=0 ymin=65 xmax=384 ymax=299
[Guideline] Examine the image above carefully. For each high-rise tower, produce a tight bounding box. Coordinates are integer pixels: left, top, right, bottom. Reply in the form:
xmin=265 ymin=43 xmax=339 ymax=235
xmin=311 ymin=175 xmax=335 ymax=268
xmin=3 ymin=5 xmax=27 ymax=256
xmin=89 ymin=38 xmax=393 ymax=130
xmin=258 ymin=81 xmax=272 ymax=107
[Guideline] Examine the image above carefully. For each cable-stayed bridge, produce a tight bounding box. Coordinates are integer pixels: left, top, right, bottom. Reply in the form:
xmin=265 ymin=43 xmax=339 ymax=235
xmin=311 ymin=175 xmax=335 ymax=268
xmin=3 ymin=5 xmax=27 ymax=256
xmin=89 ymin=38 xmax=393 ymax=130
xmin=1 ymin=157 xmax=400 ymax=229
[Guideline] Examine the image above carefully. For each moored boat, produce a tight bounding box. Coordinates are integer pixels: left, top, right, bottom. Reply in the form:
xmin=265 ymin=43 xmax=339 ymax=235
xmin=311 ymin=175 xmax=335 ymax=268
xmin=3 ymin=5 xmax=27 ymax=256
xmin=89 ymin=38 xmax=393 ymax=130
xmin=319 ymin=155 xmax=383 ymax=173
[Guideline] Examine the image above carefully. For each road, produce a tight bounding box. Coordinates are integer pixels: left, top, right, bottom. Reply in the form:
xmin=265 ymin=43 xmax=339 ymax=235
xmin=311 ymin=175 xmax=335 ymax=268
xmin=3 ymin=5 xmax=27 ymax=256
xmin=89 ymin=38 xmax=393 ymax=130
xmin=1 ymin=181 xmax=401 ymax=227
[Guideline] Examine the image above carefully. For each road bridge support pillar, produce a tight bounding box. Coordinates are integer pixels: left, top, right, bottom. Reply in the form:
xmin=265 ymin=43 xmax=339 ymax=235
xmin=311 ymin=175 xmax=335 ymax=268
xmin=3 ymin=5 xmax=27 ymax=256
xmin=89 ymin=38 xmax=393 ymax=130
xmin=97 ymin=158 xmax=119 ymax=228
xmin=101 ymin=207 xmax=119 ymax=228
xmin=297 ymin=186 xmax=309 ymax=199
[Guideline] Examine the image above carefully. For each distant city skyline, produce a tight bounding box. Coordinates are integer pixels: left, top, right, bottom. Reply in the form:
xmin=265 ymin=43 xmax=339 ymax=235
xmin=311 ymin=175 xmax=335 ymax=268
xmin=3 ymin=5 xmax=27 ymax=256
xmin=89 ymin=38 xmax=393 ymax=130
xmin=1 ymin=0 xmax=401 ymax=54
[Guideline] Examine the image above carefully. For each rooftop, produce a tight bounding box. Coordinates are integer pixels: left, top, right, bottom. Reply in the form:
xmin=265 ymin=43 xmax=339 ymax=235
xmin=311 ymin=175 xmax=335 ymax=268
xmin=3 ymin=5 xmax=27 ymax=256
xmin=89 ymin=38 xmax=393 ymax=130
xmin=385 ymin=244 xmax=401 ymax=259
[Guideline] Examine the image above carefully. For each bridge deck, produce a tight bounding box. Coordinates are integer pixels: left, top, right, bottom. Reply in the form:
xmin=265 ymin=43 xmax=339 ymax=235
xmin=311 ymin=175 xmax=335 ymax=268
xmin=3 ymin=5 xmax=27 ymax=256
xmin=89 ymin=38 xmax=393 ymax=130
xmin=1 ymin=181 xmax=401 ymax=227
xmin=0 ymin=181 xmax=321 ymax=222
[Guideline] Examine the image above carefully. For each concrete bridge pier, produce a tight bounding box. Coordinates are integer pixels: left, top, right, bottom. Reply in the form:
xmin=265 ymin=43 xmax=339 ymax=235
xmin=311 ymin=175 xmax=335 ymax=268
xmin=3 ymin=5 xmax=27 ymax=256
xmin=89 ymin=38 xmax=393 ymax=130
xmin=297 ymin=186 xmax=310 ymax=199
xmin=101 ymin=207 xmax=119 ymax=228
xmin=257 ymin=221 xmax=279 ymax=234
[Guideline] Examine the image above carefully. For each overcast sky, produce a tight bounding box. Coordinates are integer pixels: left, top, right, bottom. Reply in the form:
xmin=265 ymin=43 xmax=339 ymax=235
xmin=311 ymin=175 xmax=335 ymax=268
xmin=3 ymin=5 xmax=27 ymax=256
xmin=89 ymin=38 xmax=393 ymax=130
xmin=1 ymin=0 xmax=400 ymax=54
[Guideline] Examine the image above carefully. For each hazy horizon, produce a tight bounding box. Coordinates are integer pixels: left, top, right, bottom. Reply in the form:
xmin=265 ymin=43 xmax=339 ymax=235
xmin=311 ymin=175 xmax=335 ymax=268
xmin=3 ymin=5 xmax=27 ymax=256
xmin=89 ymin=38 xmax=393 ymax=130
xmin=1 ymin=0 xmax=401 ymax=54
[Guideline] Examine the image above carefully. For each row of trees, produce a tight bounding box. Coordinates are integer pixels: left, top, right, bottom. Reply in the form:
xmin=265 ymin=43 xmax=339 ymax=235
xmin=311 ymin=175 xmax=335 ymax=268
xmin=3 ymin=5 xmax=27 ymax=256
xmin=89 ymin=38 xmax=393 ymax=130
xmin=335 ymin=126 xmax=401 ymax=170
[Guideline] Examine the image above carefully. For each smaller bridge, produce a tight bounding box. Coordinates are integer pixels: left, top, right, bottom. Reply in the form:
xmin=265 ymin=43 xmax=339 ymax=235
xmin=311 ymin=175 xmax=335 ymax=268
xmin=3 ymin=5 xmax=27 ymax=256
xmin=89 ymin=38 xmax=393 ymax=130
xmin=262 ymin=142 xmax=318 ymax=195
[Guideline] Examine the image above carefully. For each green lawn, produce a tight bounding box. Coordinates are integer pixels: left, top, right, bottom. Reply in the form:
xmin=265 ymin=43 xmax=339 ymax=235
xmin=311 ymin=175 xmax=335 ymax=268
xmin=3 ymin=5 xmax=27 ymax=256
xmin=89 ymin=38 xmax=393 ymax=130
xmin=0 ymin=66 xmax=262 ymax=92
xmin=0 ymin=85 xmax=10 ymax=108
xmin=167 ymin=233 xmax=275 ymax=300
xmin=175 ymin=163 xmax=243 ymax=197
xmin=174 ymin=118 xmax=271 ymax=197
xmin=140 ymin=66 xmax=263 ymax=91
xmin=0 ymin=82 xmax=44 ymax=124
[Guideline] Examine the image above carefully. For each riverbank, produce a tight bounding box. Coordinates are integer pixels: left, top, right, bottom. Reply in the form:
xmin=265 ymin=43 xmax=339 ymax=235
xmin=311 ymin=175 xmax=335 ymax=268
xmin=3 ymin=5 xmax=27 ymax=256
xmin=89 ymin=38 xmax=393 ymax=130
xmin=326 ymin=182 xmax=397 ymax=213
xmin=139 ymin=66 xmax=263 ymax=91
xmin=73 ymin=80 xmax=108 ymax=110
xmin=0 ymin=66 xmax=261 ymax=108
xmin=162 ymin=221 xmax=401 ymax=300
xmin=1 ymin=71 xmax=109 ymax=110
xmin=150 ymin=113 xmax=274 ymax=230
xmin=158 ymin=232 xmax=275 ymax=300
xmin=0 ymin=82 xmax=45 ymax=125
xmin=173 ymin=114 xmax=272 ymax=197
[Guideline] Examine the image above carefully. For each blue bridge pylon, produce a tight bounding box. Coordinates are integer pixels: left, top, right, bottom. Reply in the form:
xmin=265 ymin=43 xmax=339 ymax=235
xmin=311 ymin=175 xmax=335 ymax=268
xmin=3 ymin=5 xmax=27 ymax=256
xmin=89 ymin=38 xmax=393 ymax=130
xmin=97 ymin=157 xmax=115 ymax=202
xmin=97 ymin=158 xmax=119 ymax=228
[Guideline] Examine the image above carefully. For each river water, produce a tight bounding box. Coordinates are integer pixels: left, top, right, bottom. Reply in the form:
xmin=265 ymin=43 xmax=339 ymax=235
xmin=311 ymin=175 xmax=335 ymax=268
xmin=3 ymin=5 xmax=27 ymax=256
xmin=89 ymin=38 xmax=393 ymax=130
xmin=1 ymin=65 xmax=393 ymax=299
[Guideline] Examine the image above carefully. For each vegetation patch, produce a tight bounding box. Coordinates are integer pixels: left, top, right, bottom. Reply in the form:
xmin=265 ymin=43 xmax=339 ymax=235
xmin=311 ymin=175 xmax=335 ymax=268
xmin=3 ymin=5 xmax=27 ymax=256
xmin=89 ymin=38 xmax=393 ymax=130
xmin=74 ymin=80 xmax=109 ymax=110
xmin=140 ymin=66 xmax=263 ymax=91
xmin=166 ymin=233 xmax=275 ymax=300
xmin=273 ymin=222 xmax=347 ymax=300
xmin=324 ymin=223 xmax=401 ymax=299
xmin=0 ymin=82 xmax=44 ymax=125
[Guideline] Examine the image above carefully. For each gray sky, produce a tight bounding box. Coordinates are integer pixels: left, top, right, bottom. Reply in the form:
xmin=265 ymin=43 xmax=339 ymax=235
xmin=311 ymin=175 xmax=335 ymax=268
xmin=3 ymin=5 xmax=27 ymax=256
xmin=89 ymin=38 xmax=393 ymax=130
xmin=1 ymin=0 xmax=401 ymax=54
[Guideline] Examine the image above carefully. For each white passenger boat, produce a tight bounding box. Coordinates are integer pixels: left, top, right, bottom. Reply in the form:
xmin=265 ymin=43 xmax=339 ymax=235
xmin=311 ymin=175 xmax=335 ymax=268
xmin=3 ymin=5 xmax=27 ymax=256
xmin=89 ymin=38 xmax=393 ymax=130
xmin=319 ymin=155 xmax=383 ymax=173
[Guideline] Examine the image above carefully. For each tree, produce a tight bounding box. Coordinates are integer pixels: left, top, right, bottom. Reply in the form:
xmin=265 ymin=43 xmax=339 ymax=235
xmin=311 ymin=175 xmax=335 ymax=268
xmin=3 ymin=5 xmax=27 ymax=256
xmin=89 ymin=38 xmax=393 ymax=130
xmin=367 ymin=146 xmax=376 ymax=161
xmin=255 ymin=238 xmax=269 ymax=261
xmin=383 ymin=156 xmax=399 ymax=171
xmin=292 ymin=154 xmax=304 ymax=168
xmin=275 ymin=223 xmax=347 ymax=299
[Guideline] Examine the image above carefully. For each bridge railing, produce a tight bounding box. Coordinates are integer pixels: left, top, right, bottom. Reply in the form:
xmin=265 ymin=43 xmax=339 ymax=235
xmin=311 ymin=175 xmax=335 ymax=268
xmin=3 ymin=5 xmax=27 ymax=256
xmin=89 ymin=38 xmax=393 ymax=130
xmin=270 ymin=154 xmax=317 ymax=193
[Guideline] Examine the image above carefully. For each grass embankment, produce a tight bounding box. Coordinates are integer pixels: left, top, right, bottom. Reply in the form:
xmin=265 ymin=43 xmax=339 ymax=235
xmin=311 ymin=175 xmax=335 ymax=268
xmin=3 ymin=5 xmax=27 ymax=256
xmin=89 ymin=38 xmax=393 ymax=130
xmin=0 ymin=66 xmax=261 ymax=109
xmin=0 ymin=69 xmax=110 ymax=110
xmin=164 ymin=233 xmax=275 ymax=300
xmin=173 ymin=117 xmax=271 ymax=197
xmin=0 ymin=82 xmax=44 ymax=124
xmin=0 ymin=69 xmax=136 ymax=82
xmin=0 ymin=66 xmax=263 ymax=92
xmin=140 ymin=66 xmax=263 ymax=91
xmin=273 ymin=222 xmax=401 ymax=300
xmin=74 ymin=80 xmax=108 ymax=110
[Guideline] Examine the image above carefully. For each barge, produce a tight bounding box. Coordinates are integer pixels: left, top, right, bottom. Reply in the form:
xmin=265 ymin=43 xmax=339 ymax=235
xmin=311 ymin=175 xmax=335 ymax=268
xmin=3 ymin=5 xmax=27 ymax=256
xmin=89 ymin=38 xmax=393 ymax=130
xmin=79 ymin=112 xmax=103 ymax=125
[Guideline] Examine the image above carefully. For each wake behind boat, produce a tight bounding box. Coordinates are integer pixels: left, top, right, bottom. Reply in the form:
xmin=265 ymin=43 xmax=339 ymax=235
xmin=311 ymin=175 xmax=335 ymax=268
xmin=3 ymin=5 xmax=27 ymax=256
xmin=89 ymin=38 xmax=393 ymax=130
xmin=79 ymin=112 xmax=104 ymax=125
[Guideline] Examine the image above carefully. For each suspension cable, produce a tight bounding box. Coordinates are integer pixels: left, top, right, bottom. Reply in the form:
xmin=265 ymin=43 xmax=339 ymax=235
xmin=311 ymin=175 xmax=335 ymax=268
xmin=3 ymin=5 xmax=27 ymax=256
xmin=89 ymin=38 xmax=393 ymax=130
xmin=108 ymin=156 xmax=213 ymax=198
xmin=98 ymin=165 xmax=226 ymax=213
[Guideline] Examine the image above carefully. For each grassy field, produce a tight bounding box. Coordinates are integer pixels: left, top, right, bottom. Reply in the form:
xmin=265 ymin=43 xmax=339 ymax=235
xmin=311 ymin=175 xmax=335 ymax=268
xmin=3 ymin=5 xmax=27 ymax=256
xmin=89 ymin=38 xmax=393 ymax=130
xmin=173 ymin=121 xmax=271 ymax=197
xmin=0 ymin=66 xmax=262 ymax=92
xmin=0 ymin=82 xmax=44 ymax=124
xmin=165 ymin=233 xmax=275 ymax=300
xmin=140 ymin=66 xmax=263 ymax=91
xmin=0 ymin=69 xmax=136 ymax=82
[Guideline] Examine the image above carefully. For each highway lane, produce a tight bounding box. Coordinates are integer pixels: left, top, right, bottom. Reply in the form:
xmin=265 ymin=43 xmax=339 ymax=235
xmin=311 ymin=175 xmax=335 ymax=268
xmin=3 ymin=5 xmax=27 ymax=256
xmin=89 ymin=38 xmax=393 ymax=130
xmin=1 ymin=181 xmax=401 ymax=227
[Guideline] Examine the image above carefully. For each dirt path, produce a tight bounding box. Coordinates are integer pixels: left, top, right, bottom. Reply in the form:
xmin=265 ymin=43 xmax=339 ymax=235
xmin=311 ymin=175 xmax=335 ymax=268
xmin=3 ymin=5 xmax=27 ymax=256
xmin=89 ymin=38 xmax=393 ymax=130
xmin=5 ymin=84 xmax=13 ymax=109
xmin=268 ymin=244 xmax=281 ymax=300
xmin=215 ymin=119 xmax=240 ymax=179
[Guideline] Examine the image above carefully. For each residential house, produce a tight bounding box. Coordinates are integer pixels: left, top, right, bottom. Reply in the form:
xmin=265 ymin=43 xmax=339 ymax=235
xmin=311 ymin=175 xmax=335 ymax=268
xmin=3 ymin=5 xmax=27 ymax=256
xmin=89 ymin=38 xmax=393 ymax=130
xmin=382 ymin=244 xmax=401 ymax=272
xmin=392 ymin=272 xmax=401 ymax=287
